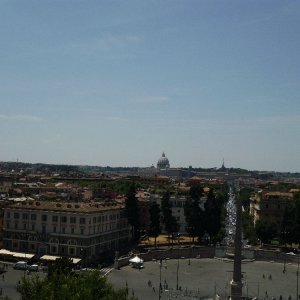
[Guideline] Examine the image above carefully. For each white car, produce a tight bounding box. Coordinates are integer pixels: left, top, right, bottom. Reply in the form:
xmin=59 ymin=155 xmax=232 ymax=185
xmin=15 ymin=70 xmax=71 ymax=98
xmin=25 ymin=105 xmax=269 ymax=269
xmin=28 ymin=264 xmax=39 ymax=272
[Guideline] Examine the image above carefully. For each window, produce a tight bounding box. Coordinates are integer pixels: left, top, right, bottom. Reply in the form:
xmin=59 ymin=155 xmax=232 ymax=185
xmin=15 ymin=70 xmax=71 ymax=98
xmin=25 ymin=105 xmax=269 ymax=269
xmin=22 ymin=213 xmax=28 ymax=220
xmin=53 ymin=226 xmax=56 ymax=233
xmin=31 ymin=214 xmax=36 ymax=221
xmin=42 ymin=225 xmax=46 ymax=234
xmin=62 ymin=228 xmax=65 ymax=234
xmin=6 ymin=212 xmax=10 ymax=219
xmin=61 ymin=216 xmax=67 ymax=223
xmin=80 ymin=228 xmax=84 ymax=235
xmin=42 ymin=215 xmax=47 ymax=222
xmin=14 ymin=222 xmax=18 ymax=229
xmin=93 ymin=217 xmax=96 ymax=223
xmin=6 ymin=221 xmax=10 ymax=229
xmin=71 ymin=228 xmax=75 ymax=234
xmin=23 ymin=223 xmax=27 ymax=230
xmin=265 ymin=204 xmax=269 ymax=209
xmin=70 ymin=217 xmax=76 ymax=224
xmin=14 ymin=212 xmax=19 ymax=219
xmin=52 ymin=216 xmax=58 ymax=222
xmin=79 ymin=218 xmax=85 ymax=225
xmin=31 ymin=224 xmax=35 ymax=231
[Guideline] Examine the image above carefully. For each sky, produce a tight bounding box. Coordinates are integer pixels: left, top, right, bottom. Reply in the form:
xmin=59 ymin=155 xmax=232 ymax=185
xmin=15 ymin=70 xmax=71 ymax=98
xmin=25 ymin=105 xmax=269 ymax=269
xmin=0 ymin=0 xmax=300 ymax=172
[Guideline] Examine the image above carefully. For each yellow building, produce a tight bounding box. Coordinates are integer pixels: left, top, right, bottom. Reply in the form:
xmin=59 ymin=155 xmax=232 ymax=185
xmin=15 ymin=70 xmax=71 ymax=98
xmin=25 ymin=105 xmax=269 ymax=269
xmin=250 ymin=191 xmax=294 ymax=226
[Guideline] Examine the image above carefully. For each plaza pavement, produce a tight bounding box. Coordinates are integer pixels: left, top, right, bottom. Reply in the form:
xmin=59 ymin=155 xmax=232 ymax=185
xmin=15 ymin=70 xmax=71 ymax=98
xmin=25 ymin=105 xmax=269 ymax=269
xmin=0 ymin=258 xmax=298 ymax=299
xmin=108 ymin=258 xmax=299 ymax=300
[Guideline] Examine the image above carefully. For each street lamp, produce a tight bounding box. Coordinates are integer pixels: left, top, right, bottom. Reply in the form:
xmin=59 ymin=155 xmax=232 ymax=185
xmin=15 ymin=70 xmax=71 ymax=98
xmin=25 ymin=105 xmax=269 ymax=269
xmin=159 ymin=258 xmax=163 ymax=300
xmin=296 ymin=251 xmax=299 ymax=300
xmin=176 ymin=253 xmax=179 ymax=290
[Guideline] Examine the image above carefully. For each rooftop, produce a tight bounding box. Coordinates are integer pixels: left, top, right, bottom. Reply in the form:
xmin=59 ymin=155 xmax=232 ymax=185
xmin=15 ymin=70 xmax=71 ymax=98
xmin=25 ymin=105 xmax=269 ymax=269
xmin=7 ymin=200 xmax=124 ymax=213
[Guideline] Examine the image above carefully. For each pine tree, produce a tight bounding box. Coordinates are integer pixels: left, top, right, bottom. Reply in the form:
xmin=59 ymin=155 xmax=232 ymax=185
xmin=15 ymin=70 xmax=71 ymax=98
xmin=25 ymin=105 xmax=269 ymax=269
xmin=125 ymin=182 xmax=140 ymax=241
xmin=148 ymin=202 xmax=161 ymax=248
xmin=184 ymin=184 xmax=205 ymax=243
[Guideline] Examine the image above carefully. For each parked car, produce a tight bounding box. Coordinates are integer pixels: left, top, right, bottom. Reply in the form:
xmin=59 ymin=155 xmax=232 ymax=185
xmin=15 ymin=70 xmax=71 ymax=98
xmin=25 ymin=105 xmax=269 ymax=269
xmin=28 ymin=264 xmax=39 ymax=272
xmin=13 ymin=261 xmax=28 ymax=270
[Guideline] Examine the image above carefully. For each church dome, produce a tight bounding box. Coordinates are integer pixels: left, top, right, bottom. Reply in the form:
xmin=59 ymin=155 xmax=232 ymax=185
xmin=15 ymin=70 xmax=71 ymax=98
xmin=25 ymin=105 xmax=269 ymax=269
xmin=157 ymin=152 xmax=170 ymax=169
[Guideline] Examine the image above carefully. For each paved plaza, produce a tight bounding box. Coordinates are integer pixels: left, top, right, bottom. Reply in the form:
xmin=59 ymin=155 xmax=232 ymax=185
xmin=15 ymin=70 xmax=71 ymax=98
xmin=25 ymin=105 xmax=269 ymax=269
xmin=0 ymin=258 xmax=298 ymax=299
xmin=0 ymin=262 xmax=46 ymax=300
xmin=108 ymin=258 xmax=300 ymax=299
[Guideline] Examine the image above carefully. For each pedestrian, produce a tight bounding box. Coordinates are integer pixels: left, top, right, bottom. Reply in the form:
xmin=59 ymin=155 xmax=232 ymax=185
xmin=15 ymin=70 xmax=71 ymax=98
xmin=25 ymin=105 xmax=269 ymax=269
xmin=148 ymin=279 xmax=152 ymax=287
xmin=263 ymin=274 xmax=265 ymax=279
xmin=2 ymin=274 xmax=4 ymax=281
xmin=152 ymin=287 xmax=155 ymax=292
xmin=269 ymin=274 xmax=272 ymax=280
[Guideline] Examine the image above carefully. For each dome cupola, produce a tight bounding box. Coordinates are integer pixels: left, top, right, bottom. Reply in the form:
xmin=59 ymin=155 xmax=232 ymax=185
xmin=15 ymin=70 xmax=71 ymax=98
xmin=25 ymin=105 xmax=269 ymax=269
xmin=157 ymin=152 xmax=170 ymax=169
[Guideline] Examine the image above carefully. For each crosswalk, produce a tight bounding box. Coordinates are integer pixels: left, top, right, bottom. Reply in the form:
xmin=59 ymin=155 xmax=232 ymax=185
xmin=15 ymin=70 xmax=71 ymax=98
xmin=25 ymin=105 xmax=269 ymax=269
xmin=100 ymin=267 xmax=113 ymax=276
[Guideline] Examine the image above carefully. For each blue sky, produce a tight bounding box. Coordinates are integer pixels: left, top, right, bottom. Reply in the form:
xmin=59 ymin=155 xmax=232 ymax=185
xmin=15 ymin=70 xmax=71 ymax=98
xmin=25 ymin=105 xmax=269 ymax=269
xmin=1 ymin=0 xmax=300 ymax=172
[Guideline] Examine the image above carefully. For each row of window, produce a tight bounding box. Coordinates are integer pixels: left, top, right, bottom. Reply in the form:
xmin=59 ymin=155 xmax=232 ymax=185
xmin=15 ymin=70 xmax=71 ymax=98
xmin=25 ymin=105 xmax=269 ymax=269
xmin=5 ymin=220 xmax=125 ymax=235
xmin=6 ymin=211 xmax=121 ymax=225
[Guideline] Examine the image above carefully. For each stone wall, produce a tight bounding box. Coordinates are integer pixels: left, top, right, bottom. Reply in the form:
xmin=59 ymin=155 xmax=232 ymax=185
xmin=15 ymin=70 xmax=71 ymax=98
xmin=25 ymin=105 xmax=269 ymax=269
xmin=114 ymin=246 xmax=215 ymax=269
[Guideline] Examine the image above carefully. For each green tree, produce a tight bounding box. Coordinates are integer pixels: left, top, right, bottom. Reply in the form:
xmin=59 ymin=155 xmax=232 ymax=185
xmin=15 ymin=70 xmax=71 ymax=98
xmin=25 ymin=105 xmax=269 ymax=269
xmin=204 ymin=189 xmax=223 ymax=243
xmin=184 ymin=185 xmax=205 ymax=243
xmin=161 ymin=191 xmax=179 ymax=245
xmin=18 ymin=266 xmax=137 ymax=300
xmin=280 ymin=193 xmax=300 ymax=244
xmin=255 ymin=219 xmax=278 ymax=244
xmin=242 ymin=210 xmax=258 ymax=245
xmin=125 ymin=182 xmax=140 ymax=241
xmin=148 ymin=201 xmax=161 ymax=248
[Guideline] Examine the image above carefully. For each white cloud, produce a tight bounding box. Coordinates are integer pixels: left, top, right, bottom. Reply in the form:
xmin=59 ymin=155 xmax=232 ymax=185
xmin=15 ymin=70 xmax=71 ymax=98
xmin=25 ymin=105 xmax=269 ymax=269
xmin=0 ymin=114 xmax=43 ymax=122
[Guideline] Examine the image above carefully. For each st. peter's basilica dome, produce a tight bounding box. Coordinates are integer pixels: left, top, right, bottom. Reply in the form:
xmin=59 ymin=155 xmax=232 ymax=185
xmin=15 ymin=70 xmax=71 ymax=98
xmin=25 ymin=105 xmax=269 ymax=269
xmin=157 ymin=152 xmax=170 ymax=169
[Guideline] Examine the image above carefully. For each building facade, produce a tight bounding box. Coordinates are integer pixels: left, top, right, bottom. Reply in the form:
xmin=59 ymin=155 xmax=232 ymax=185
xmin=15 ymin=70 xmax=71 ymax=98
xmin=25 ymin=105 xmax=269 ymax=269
xmin=250 ymin=191 xmax=294 ymax=226
xmin=2 ymin=200 xmax=131 ymax=262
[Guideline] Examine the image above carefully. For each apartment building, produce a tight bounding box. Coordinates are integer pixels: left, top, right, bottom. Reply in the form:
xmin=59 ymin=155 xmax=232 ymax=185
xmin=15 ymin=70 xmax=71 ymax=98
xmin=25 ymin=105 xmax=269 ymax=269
xmin=2 ymin=200 xmax=130 ymax=262
xmin=250 ymin=191 xmax=294 ymax=226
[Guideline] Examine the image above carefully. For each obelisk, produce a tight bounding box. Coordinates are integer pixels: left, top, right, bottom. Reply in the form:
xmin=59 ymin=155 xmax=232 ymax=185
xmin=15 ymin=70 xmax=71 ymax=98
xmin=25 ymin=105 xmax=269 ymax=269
xmin=230 ymin=188 xmax=243 ymax=299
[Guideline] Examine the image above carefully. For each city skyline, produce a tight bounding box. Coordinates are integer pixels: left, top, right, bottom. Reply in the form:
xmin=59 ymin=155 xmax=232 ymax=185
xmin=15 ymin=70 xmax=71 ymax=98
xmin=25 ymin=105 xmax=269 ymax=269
xmin=1 ymin=1 xmax=300 ymax=172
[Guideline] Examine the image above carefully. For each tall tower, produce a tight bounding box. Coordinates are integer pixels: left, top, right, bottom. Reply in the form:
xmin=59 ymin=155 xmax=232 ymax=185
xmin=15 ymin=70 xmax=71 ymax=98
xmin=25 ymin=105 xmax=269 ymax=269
xmin=230 ymin=188 xmax=243 ymax=299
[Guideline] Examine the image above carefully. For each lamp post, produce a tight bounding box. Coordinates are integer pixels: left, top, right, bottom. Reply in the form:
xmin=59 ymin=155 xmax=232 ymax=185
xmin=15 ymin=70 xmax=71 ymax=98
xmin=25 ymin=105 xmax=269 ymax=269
xmin=176 ymin=253 xmax=179 ymax=290
xmin=296 ymin=251 xmax=299 ymax=300
xmin=159 ymin=258 xmax=162 ymax=300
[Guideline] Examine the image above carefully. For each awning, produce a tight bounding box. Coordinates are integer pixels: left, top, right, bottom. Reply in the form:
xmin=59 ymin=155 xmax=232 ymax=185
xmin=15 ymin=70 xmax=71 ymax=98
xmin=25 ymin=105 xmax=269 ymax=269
xmin=12 ymin=252 xmax=34 ymax=259
xmin=0 ymin=249 xmax=34 ymax=259
xmin=40 ymin=255 xmax=81 ymax=264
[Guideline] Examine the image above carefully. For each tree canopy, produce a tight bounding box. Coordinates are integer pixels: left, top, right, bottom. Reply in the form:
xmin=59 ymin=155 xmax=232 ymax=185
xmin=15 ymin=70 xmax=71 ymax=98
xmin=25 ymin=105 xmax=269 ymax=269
xmin=148 ymin=201 xmax=161 ymax=247
xmin=17 ymin=260 xmax=137 ymax=300
xmin=125 ymin=182 xmax=140 ymax=241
